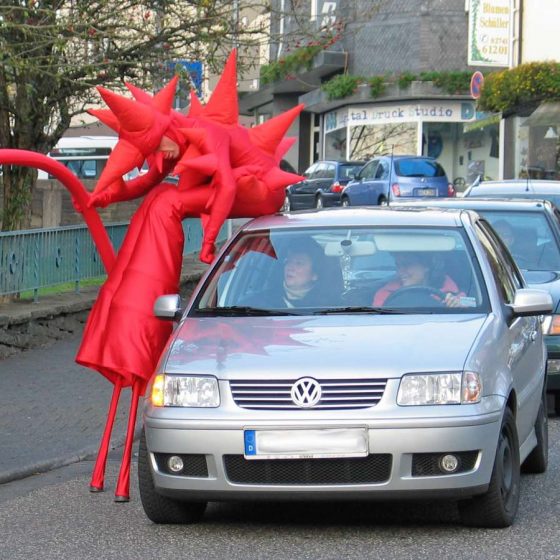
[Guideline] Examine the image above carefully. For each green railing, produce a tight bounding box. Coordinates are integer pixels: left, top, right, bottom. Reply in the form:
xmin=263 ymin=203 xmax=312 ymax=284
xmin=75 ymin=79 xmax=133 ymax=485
xmin=0 ymin=218 xmax=224 ymax=300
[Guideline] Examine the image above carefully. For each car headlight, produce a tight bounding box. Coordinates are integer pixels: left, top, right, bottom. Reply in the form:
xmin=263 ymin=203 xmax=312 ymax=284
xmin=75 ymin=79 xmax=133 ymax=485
xmin=151 ymin=374 xmax=220 ymax=407
xmin=542 ymin=314 xmax=560 ymax=335
xmin=397 ymin=371 xmax=482 ymax=406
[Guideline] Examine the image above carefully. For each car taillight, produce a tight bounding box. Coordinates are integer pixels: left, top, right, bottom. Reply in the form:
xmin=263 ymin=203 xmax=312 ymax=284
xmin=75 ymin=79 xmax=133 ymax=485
xmin=391 ymin=183 xmax=401 ymax=197
xmin=331 ymin=182 xmax=343 ymax=193
xmin=447 ymin=183 xmax=456 ymax=197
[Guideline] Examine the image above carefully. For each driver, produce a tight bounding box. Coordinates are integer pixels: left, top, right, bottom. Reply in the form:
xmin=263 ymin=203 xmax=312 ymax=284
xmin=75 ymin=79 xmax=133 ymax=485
xmin=373 ymin=252 xmax=463 ymax=307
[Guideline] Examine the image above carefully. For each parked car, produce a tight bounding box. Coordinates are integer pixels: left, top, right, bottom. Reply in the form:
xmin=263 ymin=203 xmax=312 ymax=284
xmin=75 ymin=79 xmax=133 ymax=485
xmin=284 ymin=160 xmax=366 ymax=210
xmin=139 ymin=207 xmax=551 ymax=528
xmin=393 ymin=197 xmax=560 ymax=414
xmin=464 ymin=179 xmax=560 ymax=204
xmin=340 ymin=155 xmax=455 ymax=206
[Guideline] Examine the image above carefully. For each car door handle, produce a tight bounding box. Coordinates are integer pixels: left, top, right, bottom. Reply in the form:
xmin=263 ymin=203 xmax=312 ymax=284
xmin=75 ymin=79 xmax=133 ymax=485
xmin=529 ymin=330 xmax=537 ymax=342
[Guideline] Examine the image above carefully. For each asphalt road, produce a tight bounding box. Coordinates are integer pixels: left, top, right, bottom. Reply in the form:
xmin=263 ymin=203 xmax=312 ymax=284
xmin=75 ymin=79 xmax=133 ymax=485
xmin=1 ymin=418 xmax=560 ymax=560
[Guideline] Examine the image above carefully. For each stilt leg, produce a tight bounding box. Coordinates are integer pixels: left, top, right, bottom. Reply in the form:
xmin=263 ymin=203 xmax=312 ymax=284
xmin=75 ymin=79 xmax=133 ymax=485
xmin=114 ymin=378 xmax=142 ymax=502
xmin=90 ymin=378 xmax=123 ymax=492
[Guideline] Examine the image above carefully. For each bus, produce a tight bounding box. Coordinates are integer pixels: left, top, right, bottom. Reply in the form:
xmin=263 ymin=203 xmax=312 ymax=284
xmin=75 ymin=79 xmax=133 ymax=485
xmin=38 ymin=136 xmax=146 ymax=181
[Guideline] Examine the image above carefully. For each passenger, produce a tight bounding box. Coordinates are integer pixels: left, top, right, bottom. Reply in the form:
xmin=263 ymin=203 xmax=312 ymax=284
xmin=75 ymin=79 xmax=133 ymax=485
xmin=373 ymin=252 xmax=463 ymax=307
xmin=247 ymin=238 xmax=329 ymax=308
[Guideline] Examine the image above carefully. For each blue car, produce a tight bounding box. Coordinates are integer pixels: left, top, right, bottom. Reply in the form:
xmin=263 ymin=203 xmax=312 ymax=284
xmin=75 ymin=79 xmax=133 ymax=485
xmin=341 ymin=155 xmax=455 ymax=206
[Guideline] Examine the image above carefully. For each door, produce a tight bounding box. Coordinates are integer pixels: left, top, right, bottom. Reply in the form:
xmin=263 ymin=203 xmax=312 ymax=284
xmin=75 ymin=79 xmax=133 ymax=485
xmin=290 ymin=163 xmax=318 ymax=209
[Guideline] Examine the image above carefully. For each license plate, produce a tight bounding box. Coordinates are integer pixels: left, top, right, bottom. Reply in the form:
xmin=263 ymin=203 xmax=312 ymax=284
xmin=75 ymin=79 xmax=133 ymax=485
xmin=417 ymin=188 xmax=436 ymax=196
xmin=243 ymin=428 xmax=368 ymax=460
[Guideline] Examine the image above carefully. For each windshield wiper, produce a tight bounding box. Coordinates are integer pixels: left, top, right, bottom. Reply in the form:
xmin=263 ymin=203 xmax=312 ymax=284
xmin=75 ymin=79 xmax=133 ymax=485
xmin=195 ymin=305 xmax=300 ymax=316
xmin=314 ymin=306 xmax=406 ymax=315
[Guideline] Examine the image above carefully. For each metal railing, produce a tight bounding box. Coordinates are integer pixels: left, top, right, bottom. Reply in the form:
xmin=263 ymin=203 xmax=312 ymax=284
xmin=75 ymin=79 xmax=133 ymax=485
xmin=0 ymin=218 xmax=223 ymax=300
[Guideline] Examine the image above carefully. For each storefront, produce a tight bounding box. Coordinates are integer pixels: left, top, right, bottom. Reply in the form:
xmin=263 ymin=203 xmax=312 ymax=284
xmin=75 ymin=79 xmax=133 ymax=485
xmin=503 ymin=102 xmax=560 ymax=181
xmin=323 ymin=100 xmax=500 ymax=189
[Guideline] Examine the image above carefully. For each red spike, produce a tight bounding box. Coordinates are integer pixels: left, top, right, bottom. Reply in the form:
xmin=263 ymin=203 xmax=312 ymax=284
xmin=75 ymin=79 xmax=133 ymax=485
xmin=264 ymin=167 xmax=304 ymax=191
xmin=202 ymin=49 xmax=239 ymax=125
xmin=93 ymin=140 xmax=145 ymax=194
xmin=124 ymin=82 xmax=153 ymax=104
xmin=248 ymin=104 xmax=305 ymax=155
xmin=153 ymin=75 xmax=179 ymax=114
xmin=187 ymin=91 xmax=204 ymax=117
xmin=175 ymin=153 xmax=218 ymax=176
xmin=97 ymin=87 xmax=154 ymax=133
xmin=178 ymin=128 xmax=207 ymax=150
xmin=275 ymin=137 xmax=297 ymax=162
xmin=87 ymin=109 xmax=120 ymax=132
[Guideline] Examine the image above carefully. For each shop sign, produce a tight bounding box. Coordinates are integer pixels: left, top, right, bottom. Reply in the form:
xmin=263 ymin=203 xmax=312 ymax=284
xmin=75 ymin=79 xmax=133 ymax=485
xmin=468 ymin=0 xmax=512 ymax=67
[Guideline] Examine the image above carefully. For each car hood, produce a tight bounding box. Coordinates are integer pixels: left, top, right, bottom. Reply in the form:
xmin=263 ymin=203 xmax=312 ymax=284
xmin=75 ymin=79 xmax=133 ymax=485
xmin=524 ymin=270 xmax=560 ymax=312
xmin=164 ymin=314 xmax=487 ymax=379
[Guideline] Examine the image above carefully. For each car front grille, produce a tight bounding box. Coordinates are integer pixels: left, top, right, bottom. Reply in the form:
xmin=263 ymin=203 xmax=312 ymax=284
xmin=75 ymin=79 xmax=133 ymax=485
xmin=229 ymin=378 xmax=387 ymax=410
xmin=224 ymin=454 xmax=392 ymax=485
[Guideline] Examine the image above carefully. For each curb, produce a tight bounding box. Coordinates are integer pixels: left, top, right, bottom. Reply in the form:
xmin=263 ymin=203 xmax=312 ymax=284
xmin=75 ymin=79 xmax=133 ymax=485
xmin=0 ymin=425 xmax=143 ymax=485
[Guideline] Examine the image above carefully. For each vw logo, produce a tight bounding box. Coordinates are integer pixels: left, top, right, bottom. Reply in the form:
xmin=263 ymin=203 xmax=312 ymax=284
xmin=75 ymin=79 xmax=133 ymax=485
xmin=290 ymin=378 xmax=322 ymax=408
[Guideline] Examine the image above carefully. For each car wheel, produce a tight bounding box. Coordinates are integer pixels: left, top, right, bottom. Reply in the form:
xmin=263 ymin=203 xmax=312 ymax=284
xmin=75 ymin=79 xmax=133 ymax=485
xmin=280 ymin=195 xmax=291 ymax=212
xmin=341 ymin=196 xmax=350 ymax=207
xmin=315 ymin=195 xmax=324 ymax=209
xmin=138 ymin=429 xmax=207 ymax=524
xmin=554 ymin=393 xmax=560 ymax=416
xmin=522 ymin=390 xmax=548 ymax=474
xmin=458 ymin=407 xmax=520 ymax=528
xmin=378 ymin=196 xmax=388 ymax=206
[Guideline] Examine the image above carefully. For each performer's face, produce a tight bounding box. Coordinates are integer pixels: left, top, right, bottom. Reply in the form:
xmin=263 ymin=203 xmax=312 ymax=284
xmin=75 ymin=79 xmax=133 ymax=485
xmin=158 ymin=135 xmax=180 ymax=160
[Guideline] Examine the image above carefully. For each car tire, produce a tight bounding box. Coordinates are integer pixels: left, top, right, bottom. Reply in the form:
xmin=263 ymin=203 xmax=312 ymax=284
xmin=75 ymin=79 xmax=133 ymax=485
xmin=522 ymin=391 xmax=548 ymax=474
xmin=281 ymin=195 xmax=291 ymax=212
xmin=138 ymin=429 xmax=207 ymax=524
xmin=341 ymin=196 xmax=350 ymax=207
xmin=554 ymin=393 xmax=560 ymax=416
xmin=315 ymin=195 xmax=324 ymax=209
xmin=458 ymin=407 xmax=520 ymax=528
xmin=378 ymin=196 xmax=388 ymax=206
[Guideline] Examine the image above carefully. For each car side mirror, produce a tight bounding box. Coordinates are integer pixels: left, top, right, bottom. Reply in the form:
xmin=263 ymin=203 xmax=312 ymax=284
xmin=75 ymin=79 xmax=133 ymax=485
xmin=509 ymin=289 xmax=553 ymax=317
xmin=154 ymin=294 xmax=184 ymax=321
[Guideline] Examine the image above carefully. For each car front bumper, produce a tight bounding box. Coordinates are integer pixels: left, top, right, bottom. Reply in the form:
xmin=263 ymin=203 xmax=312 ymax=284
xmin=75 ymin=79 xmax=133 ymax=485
xmin=143 ymin=406 xmax=503 ymax=502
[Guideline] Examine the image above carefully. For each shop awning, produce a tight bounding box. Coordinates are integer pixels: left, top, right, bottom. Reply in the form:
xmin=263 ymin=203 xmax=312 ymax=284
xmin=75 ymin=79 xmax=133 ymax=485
xmin=463 ymin=113 xmax=501 ymax=132
xmin=520 ymin=102 xmax=560 ymax=126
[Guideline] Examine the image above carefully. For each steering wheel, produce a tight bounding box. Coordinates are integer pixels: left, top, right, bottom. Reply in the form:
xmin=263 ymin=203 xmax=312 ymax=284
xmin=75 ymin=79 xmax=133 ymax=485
xmin=384 ymin=285 xmax=446 ymax=307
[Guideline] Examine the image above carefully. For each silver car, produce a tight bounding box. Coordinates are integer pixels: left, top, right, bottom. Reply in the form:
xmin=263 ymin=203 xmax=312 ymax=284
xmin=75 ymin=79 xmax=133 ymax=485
xmin=139 ymin=207 xmax=552 ymax=528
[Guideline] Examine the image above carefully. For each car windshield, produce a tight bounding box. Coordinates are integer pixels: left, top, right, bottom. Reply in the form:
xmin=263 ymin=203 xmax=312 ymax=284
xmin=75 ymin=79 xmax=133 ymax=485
xmin=481 ymin=210 xmax=560 ymax=271
xmin=192 ymin=226 xmax=490 ymax=316
xmin=395 ymin=158 xmax=446 ymax=178
xmin=339 ymin=164 xmax=363 ymax=180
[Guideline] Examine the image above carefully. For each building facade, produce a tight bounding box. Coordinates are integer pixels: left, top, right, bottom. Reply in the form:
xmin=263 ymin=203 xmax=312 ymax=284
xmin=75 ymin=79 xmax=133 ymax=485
xmin=240 ymin=0 xmax=558 ymax=187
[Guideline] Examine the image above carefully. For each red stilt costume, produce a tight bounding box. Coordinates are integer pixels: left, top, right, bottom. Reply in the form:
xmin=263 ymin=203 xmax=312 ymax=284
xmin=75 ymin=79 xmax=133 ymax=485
xmin=0 ymin=50 xmax=303 ymax=501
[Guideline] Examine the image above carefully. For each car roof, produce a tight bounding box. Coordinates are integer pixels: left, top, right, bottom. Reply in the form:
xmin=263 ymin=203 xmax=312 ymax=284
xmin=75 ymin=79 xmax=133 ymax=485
xmin=314 ymin=160 xmax=366 ymax=165
xmin=241 ymin=206 xmax=475 ymax=231
xmin=469 ymin=180 xmax=560 ymax=192
xmin=393 ymin=197 xmax=554 ymax=213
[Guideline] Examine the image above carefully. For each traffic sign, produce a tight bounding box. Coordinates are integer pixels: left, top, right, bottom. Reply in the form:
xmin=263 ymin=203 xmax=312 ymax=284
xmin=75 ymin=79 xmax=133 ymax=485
xmin=470 ymin=71 xmax=484 ymax=100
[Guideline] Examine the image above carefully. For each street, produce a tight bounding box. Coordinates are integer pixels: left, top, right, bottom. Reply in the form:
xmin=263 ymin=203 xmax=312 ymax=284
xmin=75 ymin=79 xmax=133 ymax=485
xmin=1 ymin=438 xmax=560 ymax=560
xmin=1 ymin=339 xmax=560 ymax=559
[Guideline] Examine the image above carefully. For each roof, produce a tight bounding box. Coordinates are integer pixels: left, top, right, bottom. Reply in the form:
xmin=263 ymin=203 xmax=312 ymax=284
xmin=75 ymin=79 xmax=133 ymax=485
xmin=468 ymin=180 xmax=560 ymax=194
xmin=242 ymin=206 xmax=473 ymax=231
xmin=393 ymin=197 xmax=554 ymax=213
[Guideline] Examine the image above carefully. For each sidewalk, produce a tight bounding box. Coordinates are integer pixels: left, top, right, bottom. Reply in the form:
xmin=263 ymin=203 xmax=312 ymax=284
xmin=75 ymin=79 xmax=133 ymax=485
xmin=0 ymin=254 xmax=209 ymax=485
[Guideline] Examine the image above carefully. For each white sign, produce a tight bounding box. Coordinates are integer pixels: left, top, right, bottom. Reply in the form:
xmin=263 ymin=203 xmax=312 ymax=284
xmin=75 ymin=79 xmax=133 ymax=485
xmin=468 ymin=0 xmax=512 ymax=67
xmin=325 ymin=102 xmax=477 ymax=132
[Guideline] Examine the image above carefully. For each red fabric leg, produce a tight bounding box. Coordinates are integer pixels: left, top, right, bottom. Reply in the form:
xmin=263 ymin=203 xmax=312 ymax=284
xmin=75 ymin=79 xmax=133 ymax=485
xmin=90 ymin=378 xmax=123 ymax=492
xmin=114 ymin=378 xmax=142 ymax=501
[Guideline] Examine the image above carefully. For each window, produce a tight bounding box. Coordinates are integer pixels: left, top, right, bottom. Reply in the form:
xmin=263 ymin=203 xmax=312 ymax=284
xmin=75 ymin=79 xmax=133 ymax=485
xmin=361 ymin=160 xmax=378 ymax=180
xmin=395 ymin=158 xmax=446 ymax=178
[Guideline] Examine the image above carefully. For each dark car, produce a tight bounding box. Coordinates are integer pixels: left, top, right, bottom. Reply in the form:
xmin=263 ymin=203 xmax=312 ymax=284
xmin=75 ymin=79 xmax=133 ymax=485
xmin=341 ymin=155 xmax=455 ymax=206
xmin=464 ymin=179 xmax=560 ymax=205
xmin=394 ymin=196 xmax=560 ymax=414
xmin=285 ymin=160 xmax=366 ymax=210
